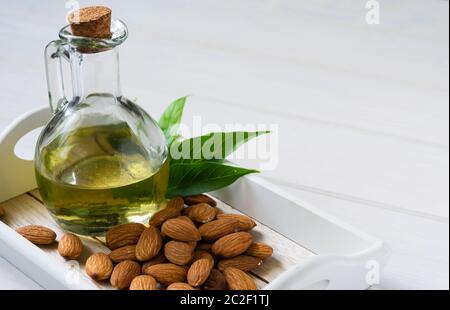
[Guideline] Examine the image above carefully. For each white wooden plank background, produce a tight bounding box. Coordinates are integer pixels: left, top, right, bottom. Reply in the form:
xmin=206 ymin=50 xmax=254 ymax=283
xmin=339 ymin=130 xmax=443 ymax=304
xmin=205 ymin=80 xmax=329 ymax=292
xmin=0 ymin=0 xmax=448 ymax=289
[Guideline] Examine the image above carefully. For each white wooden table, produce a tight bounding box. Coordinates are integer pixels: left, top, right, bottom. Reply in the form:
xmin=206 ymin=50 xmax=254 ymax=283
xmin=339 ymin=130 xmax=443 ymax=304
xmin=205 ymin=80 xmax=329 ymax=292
xmin=0 ymin=0 xmax=448 ymax=289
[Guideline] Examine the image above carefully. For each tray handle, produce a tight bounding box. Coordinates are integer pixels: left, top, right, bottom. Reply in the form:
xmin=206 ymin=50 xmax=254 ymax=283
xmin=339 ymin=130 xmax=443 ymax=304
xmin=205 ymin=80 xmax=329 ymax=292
xmin=264 ymin=242 xmax=391 ymax=290
xmin=0 ymin=106 xmax=51 ymax=202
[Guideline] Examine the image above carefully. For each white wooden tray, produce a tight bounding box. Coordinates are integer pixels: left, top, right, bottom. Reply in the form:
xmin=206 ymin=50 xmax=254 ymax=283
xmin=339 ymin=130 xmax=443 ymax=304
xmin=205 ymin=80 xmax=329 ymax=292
xmin=0 ymin=106 xmax=390 ymax=290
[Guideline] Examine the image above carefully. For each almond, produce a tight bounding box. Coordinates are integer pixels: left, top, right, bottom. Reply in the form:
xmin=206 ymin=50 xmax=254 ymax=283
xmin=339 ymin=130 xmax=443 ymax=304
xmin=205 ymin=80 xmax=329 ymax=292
xmin=16 ymin=225 xmax=56 ymax=245
xmin=0 ymin=206 xmax=5 ymax=218
xmin=105 ymin=223 xmax=145 ymax=250
xmin=161 ymin=217 xmax=201 ymax=242
xmin=184 ymin=203 xmax=217 ymax=223
xmin=85 ymin=253 xmax=113 ymax=281
xmin=136 ymin=226 xmax=162 ymax=261
xmin=149 ymin=197 xmax=185 ymax=226
xmin=129 ymin=275 xmax=158 ymax=290
xmin=216 ymin=214 xmax=256 ymax=231
xmin=167 ymin=282 xmax=196 ymax=290
xmin=164 ymin=240 xmax=195 ymax=265
xmin=141 ymin=253 xmax=167 ymax=274
xmin=198 ymin=218 xmax=239 ymax=241
xmin=144 ymin=263 xmax=188 ymax=286
xmin=218 ymin=255 xmax=263 ymax=272
xmin=204 ymin=269 xmax=228 ymax=290
xmin=177 ymin=215 xmax=196 ymax=225
xmin=183 ymin=194 xmax=216 ymax=207
xmin=193 ymin=250 xmax=215 ymax=265
xmin=212 ymin=232 xmax=253 ymax=258
xmin=57 ymin=233 xmax=83 ymax=259
xmin=187 ymin=258 xmax=213 ymax=287
xmin=110 ymin=260 xmax=141 ymax=289
xmin=223 ymin=267 xmax=257 ymax=290
xmin=245 ymin=243 xmax=273 ymax=259
xmin=109 ymin=245 xmax=137 ymax=263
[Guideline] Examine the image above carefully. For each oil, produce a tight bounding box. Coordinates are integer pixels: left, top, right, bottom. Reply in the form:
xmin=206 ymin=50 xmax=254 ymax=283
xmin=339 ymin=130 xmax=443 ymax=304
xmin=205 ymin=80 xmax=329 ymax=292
xmin=35 ymin=123 xmax=169 ymax=236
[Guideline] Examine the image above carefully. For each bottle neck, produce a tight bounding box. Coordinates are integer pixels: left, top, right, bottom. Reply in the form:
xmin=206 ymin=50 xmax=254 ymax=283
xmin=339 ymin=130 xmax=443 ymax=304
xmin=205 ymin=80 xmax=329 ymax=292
xmin=70 ymin=48 xmax=122 ymax=100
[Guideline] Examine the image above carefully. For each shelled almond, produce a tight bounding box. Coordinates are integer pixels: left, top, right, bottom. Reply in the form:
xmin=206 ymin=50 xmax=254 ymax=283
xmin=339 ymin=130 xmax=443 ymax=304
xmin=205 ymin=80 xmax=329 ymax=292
xmin=149 ymin=197 xmax=184 ymax=226
xmin=85 ymin=253 xmax=113 ymax=281
xmin=183 ymin=194 xmax=217 ymax=207
xmin=217 ymin=255 xmax=263 ymax=272
xmin=187 ymin=258 xmax=214 ymax=287
xmin=245 ymin=243 xmax=273 ymax=259
xmin=135 ymin=226 xmax=162 ymax=261
xmin=183 ymin=203 xmax=217 ymax=223
xmin=129 ymin=275 xmax=158 ymax=290
xmin=16 ymin=225 xmax=56 ymax=245
xmin=110 ymin=260 xmax=141 ymax=289
xmin=0 ymin=206 xmax=5 ymax=218
xmin=105 ymin=223 xmax=145 ymax=250
xmin=211 ymin=232 xmax=253 ymax=258
xmin=79 ymin=195 xmax=273 ymax=290
xmin=58 ymin=233 xmax=83 ymax=259
xmin=223 ymin=267 xmax=258 ymax=290
xmin=109 ymin=245 xmax=137 ymax=263
xmin=164 ymin=240 xmax=195 ymax=265
xmin=167 ymin=282 xmax=197 ymax=290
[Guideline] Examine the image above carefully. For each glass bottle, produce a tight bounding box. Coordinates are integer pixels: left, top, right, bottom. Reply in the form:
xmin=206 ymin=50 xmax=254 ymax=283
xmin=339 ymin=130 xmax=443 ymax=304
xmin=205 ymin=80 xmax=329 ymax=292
xmin=35 ymin=19 xmax=169 ymax=236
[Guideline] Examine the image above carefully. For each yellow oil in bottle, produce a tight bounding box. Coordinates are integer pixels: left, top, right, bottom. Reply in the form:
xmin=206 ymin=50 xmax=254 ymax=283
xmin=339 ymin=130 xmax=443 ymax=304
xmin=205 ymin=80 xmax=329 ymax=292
xmin=35 ymin=124 xmax=169 ymax=236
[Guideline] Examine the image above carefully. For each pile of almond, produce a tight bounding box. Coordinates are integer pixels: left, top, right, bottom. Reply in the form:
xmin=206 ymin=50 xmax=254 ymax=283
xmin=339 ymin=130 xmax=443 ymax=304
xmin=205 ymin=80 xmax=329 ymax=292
xmin=87 ymin=195 xmax=273 ymax=290
xmin=13 ymin=195 xmax=273 ymax=290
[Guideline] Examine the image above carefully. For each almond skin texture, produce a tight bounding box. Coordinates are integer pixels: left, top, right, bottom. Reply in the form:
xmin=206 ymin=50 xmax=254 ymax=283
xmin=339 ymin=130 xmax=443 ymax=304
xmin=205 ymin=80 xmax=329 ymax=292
xmin=223 ymin=267 xmax=257 ymax=290
xmin=161 ymin=217 xmax=201 ymax=242
xmin=164 ymin=240 xmax=195 ymax=265
xmin=141 ymin=253 xmax=167 ymax=274
xmin=0 ymin=206 xmax=5 ymax=218
xmin=109 ymin=245 xmax=137 ymax=263
xmin=58 ymin=233 xmax=83 ymax=259
xmin=204 ymin=269 xmax=228 ymax=290
xmin=183 ymin=195 xmax=216 ymax=207
xmin=167 ymin=282 xmax=196 ymax=290
xmin=216 ymin=214 xmax=256 ymax=231
xmin=177 ymin=216 xmax=196 ymax=225
xmin=212 ymin=232 xmax=253 ymax=258
xmin=136 ymin=226 xmax=162 ymax=261
xmin=16 ymin=225 xmax=56 ymax=245
xmin=149 ymin=197 xmax=184 ymax=226
xmin=144 ymin=263 xmax=188 ymax=286
xmin=218 ymin=255 xmax=263 ymax=272
xmin=184 ymin=203 xmax=217 ymax=223
xmin=110 ymin=260 xmax=141 ymax=289
xmin=245 ymin=243 xmax=273 ymax=260
xmin=85 ymin=253 xmax=113 ymax=281
xmin=198 ymin=218 xmax=239 ymax=241
xmin=187 ymin=258 xmax=213 ymax=287
xmin=129 ymin=275 xmax=158 ymax=290
xmin=193 ymin=250 xmax=215 ymax=265
xmin=105 ymin=223 xmax=145 ymax=250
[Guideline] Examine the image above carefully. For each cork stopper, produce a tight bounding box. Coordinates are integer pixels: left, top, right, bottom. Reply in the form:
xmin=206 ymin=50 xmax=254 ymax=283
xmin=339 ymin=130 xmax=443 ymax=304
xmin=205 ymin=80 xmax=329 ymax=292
xmin=68 ymin=6 xmax=111 ymax=39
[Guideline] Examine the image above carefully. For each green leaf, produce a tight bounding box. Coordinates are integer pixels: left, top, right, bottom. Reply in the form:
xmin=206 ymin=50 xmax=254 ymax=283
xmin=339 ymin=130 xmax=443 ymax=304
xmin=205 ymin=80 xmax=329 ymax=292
xmin=158 ymin=96 xmax=187 ymax=145
xmin=166 ymin=160 xmax=258 ymax=197
xmin=170 ymin=131 xmax=270 ymax=161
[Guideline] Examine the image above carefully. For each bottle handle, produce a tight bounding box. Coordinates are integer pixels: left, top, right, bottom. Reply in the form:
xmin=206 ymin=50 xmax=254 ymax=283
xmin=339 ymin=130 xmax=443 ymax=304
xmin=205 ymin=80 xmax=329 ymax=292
xmin=44 ymin=40 xmax=70 ymax=113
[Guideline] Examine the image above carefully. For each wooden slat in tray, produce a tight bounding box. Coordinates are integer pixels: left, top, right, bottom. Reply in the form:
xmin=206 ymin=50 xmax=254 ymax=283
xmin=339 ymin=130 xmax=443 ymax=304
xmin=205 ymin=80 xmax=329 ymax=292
xmin=1 ymin=190 xmax=315 ymax=289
